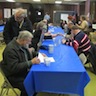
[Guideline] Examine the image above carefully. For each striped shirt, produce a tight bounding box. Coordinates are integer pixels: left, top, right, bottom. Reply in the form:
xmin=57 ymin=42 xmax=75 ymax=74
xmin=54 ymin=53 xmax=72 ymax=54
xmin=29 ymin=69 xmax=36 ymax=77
xmin=65 ymin=31 xmax=91 ymax=55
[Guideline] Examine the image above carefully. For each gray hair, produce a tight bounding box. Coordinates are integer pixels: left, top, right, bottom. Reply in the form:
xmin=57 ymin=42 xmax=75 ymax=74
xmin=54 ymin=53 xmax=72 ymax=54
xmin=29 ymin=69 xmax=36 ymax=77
xmin=14 ymin=8 xmax=27 ymax=18
xmin=17 ymin=30 xmax=33 ymax=40
xmin=36 ymin=21 xmax=45 ymax=29
xmin=36 ymin=20 xmax=47 ymax=30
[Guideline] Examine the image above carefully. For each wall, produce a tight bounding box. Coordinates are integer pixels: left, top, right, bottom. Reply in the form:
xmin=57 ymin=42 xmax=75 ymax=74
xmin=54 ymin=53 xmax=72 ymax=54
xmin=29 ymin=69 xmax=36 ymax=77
xmin=44 ymin=4 xmax=78 ymax=23
xmin=90 ymin=1 xmax=96 ymax=20
xmin=0 ymin=2 xmax=87 ymax=24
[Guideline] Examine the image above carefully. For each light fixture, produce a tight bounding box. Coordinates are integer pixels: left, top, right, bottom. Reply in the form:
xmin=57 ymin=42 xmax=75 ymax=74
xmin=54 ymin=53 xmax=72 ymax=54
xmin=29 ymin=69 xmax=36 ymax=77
xmin=64 ymin=0 xmax=72 ymax=1
xmin=6 ymin=0 xmax=15 ymax=2
xmin=38 ymin=11 xmax=41 ymax=15
xmin=55 ymin=1 xmax=62 ymax=4
xmin=33 ymin=0 xmax=41 ymax=2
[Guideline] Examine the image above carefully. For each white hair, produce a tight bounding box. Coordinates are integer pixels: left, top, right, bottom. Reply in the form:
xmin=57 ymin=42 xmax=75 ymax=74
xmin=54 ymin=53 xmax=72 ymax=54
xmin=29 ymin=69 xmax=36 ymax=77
xmin=17 ymin=30 xmax=33 ymax=40
xmin=14 ymin=8 xmax=27 ymax=18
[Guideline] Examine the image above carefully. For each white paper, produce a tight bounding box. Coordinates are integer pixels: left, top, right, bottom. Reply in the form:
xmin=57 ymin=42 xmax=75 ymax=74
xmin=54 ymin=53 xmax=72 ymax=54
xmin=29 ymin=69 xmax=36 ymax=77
xmin=38 ymin=53 xmax=55 ymax=63
xmin=38 ymin=53 xmax=45 ymax=63
xmin=4 ymin=8 xmax=11 ymax=18
xmin=48 ymin=57 xmax=55 ymax=62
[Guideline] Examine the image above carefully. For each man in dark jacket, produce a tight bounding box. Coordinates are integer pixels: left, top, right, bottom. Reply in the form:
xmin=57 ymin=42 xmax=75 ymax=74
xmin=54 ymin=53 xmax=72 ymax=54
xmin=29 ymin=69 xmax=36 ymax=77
xmin=3 ymin=8 xmax=33 ymax=44
xmin=1 ymin=30 xmax=40 ymax=96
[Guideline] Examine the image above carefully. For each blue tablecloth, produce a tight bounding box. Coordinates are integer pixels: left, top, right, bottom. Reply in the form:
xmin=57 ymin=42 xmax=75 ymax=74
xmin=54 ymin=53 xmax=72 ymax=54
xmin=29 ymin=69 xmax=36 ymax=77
xmin=0 ymin=25 xmax=4 ymax=33
xmin=24 ymin=26 xmax=90 ymax=96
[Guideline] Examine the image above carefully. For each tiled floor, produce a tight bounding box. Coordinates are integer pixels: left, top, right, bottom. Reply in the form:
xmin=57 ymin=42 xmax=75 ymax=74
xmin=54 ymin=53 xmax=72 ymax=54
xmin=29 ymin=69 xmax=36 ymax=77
xmin=0 ymin=44 xmax=96 ymax=96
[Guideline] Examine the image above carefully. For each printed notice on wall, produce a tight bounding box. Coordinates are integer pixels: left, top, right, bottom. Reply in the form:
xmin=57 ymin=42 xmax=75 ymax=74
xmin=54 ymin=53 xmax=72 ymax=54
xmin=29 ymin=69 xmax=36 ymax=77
xmin=4 ymin=8 xmax=11 ymax=18
xmin=61 ymin=14 xmax=68 ymax=23
xmin=12 ymin=9 xmax=16 ymax=15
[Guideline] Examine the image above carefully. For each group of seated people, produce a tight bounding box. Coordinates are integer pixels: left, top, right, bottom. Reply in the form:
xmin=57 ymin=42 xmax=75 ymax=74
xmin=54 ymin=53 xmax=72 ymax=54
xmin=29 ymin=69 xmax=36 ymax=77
xmin=0 ymin=8 xmax=60 ymax=96
xmin=60 ymin=15 xmax=96 ymax=74
xmin=60 ymin=15 xmax=91 ymax=56
xmin=60 ymin=15 xmax=93 ymax=36
xmin=0 ymin=8 xmax=96 ymax=96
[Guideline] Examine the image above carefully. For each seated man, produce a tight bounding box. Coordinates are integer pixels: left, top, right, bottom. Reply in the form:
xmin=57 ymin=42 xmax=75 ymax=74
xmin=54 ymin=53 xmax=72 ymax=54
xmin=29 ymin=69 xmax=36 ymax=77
xmin=0 ymin=30 xmax=40 ymax=96
xmin=32 ymin=20 xmax=57 ymax=51
xmin=62 ymin=25 xmax=91 ymax=58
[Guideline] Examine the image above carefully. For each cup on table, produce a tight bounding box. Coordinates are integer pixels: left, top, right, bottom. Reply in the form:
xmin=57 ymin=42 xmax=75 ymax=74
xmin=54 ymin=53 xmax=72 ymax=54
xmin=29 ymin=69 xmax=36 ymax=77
xmin=53 ymin=37 xmax=61 ymax=46
xmin=44 ymin=57 xmax=50 ymax=66
xmin=49 ymin=44 xmax=54 ymax=54
xmin=53 ymin=38 xmax=56 ymax=46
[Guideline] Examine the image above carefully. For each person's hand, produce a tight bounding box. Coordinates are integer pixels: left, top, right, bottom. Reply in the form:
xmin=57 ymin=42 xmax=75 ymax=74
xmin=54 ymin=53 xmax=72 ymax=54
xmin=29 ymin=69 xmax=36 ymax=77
xmin=51 ymin=34 xmax=58 ymax=38
xmin=47 ymin=31 xmax=51 ymax=34
xmin=57 ymin=33 xmax=64 ymax=36
xmin=31 ymin=57 xmax=40 ymax=64
xmin=41 ymin=53 xmax=47 ymax=57
xmin=76 ymin=23 xmax=79 ymax=26
xmin=44 ymin=32 xmax=51 ymax=36
xmin=62 ymin=39 xmax=66 ymax=44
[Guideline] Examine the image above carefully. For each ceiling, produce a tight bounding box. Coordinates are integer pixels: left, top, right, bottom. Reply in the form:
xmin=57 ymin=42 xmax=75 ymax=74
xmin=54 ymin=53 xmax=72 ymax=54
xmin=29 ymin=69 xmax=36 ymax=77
xmin=0 ymin=0 xmax=95 ymax=4
xmin=0 ymin=0 xmax=87 ymax=4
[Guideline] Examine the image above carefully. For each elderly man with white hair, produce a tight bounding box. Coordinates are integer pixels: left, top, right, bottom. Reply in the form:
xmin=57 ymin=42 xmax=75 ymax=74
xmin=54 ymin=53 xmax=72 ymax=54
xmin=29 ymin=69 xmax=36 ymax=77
xmin=3 ymin=8 xmax=33 ymax=44
xmin=1 ymin=30 xmax=40 ymax=96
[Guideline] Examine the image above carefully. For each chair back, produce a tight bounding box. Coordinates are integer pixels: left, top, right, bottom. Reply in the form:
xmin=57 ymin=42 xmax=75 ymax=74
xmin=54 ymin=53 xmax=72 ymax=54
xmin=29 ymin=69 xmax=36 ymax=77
xmin=0 ymin=65 xmax=10 ymax=84
xmin=79 ymin=53 xmax=87 ymax=65
xmin=89 ymin=32 xmax=96 ymax=44
xmin=0 ymin=61 xmax=19 ymax=96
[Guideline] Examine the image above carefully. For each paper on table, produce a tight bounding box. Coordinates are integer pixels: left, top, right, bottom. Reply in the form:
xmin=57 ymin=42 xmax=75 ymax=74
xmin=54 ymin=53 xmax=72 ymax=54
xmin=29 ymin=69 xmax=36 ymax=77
xmin=38 ymin=53 xmax=55 ymax=63
xmin=38 ymin=52 xmax=44 ymax=63
xmin=48 ymin=57 xmax=55 ymax=62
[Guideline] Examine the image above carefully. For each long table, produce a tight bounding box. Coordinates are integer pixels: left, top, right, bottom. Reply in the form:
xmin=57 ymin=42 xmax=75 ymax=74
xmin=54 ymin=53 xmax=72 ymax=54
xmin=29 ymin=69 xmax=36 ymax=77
xmin=0 ymin=25 xmax=4 ymax=33
xmin=24 ymin=26 xmax=90 ymax=96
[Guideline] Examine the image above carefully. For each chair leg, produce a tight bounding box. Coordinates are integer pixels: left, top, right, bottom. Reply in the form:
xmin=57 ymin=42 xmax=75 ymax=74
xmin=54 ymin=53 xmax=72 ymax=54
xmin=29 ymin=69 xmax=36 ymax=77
xmin=89 ymin=63 xmax=92 ymax=68
xmin=7 ymin=83 xmax=19 ymax=96
xmin=0 ymin=81 xmax=18 ymax=96
xmin=0 ymin=87 xmax=18 ymax=96
xmin=11 ymin=88 xmax=19 ymax=96
xmin=0 ymin=88 xmax=4 ymax=96
xmin=0 ymin=81 xmax=7 ymax=96
xmin=0 ymin=88 xmax=9 ymax=96
xmin=6 ymin=88 xmax=9 ymax=95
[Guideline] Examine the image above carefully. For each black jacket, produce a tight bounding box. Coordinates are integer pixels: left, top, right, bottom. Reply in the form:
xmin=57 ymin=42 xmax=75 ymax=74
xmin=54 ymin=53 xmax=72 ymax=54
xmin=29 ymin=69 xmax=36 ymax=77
xmin=88 ymin=43 xmax=96 ymax=74
xmin=3 ymin=16 xmax=33 ymax=44
xmin=32 ymin=29 xmax=42 ymax=51
xmin=1 ymin=38 xmax=33 ymax=79
xmin=32 ymin=29 xmax=52 ymax=51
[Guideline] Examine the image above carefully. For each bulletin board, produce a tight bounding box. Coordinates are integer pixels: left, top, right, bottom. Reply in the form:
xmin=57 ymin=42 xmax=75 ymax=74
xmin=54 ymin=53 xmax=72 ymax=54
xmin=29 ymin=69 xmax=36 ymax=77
xmin=53 ymin=11 xmax=75 ymax=24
